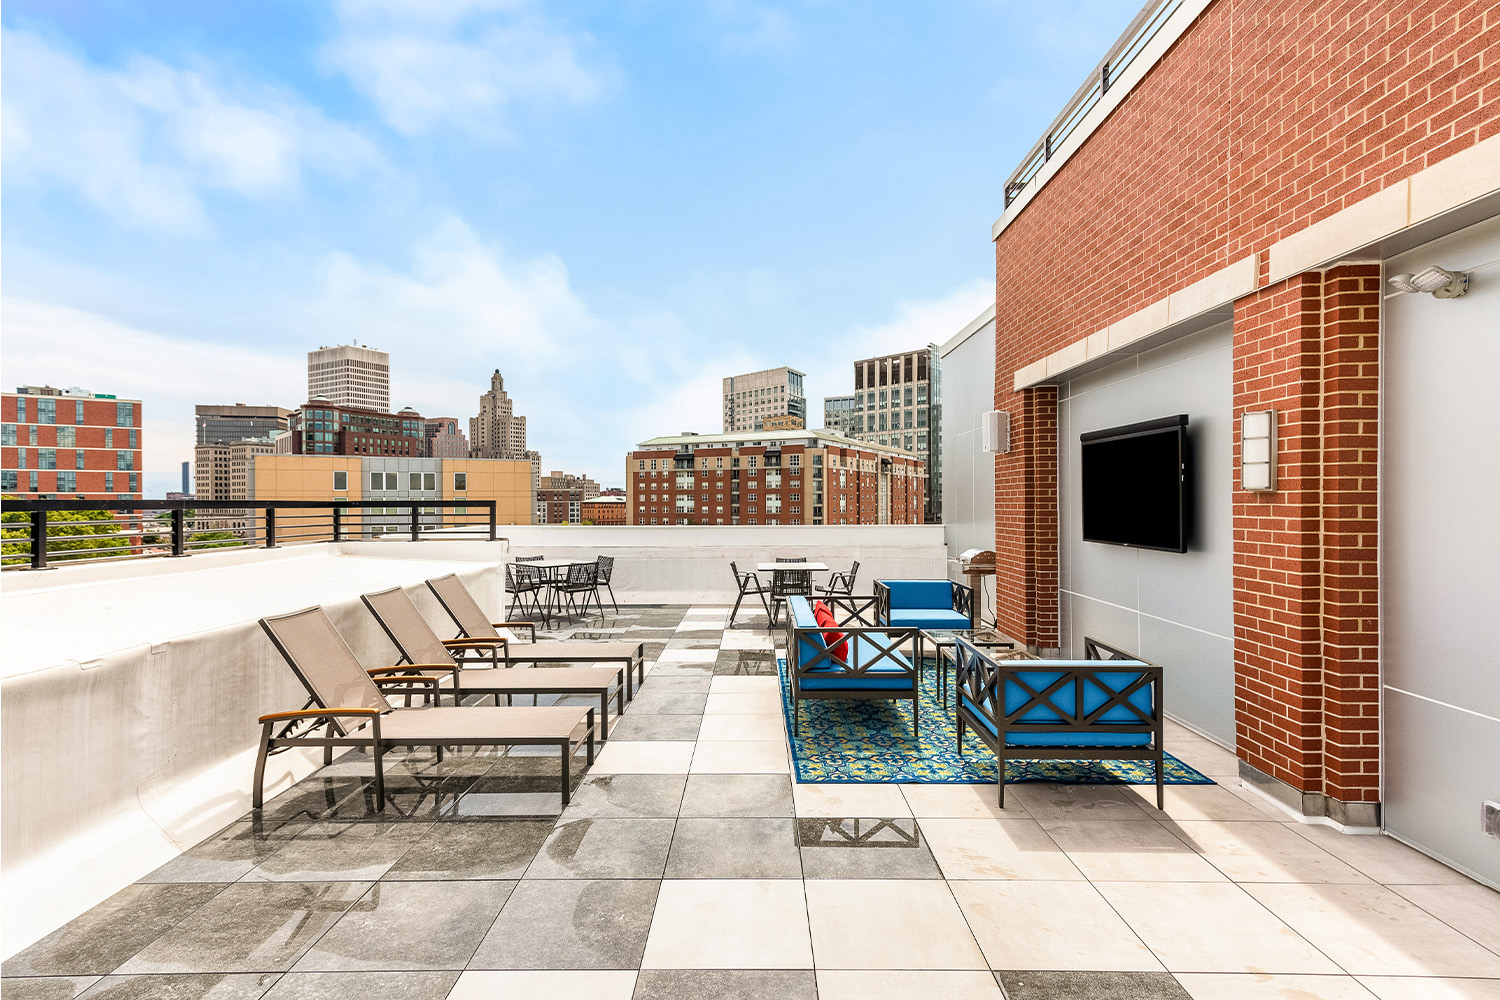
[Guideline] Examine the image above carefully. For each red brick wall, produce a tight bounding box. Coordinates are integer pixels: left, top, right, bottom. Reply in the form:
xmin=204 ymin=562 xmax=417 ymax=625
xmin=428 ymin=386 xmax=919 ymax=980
xmin=993 ymin=0 xmax=1494 ymax=800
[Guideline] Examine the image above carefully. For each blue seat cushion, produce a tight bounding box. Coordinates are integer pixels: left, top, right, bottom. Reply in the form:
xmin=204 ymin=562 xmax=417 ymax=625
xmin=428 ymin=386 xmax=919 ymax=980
xmin=887 ymin=608 xmax=970 ymax=629
xmin=959 ymin=698 xmax=1152 ymax=747
xmin=799 ymin=635 xmax=914 ymax=691
xmin=880 ymin=580 xmax=954 ymax=610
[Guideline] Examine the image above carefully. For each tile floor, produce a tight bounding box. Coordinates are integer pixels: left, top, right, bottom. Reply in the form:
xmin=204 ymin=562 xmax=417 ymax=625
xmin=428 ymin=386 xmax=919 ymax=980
xmin=5 ymin=604 xmax=1499 ymax=1000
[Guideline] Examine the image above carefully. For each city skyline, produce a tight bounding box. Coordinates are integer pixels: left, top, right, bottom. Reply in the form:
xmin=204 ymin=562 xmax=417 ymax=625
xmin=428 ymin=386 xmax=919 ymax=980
xmin=1 ymin=1 xmax=1140 ymax=494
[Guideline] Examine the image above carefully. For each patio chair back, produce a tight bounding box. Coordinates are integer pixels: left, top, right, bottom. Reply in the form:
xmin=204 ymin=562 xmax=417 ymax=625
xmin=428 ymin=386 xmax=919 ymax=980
xmin=361 ymin=586 xmax=458 ymax=667
xmin=564 ymin=561 xmax=597 ymax=588
xmin=514 ymin=562 xmax=544 ymax=591
xmin=516 ymin=555 xmax=544 ymax=562
xmin=771 ymin=568 xmax=812 ymax=597
xmin=505 ymin=562 xmax=519 ymax=592
xmin=260 ymin=606 xmax=388 ymax=714
xmin=595 ymin=555 xmax=614 ymax=584
xmin=426 ymin=572 xmax=502 ymax=639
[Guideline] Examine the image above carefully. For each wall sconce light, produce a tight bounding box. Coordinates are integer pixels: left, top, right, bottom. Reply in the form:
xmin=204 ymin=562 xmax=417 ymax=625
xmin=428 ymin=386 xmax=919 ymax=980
xmin=1388 ymin=266 xmax=1469 ymax=298
xmin=1241 ymin=410 xmax=1277 ymax=491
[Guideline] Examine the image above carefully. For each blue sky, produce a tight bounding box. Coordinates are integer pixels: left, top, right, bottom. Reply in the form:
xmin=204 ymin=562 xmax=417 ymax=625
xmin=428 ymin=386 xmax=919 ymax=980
xmin=2 ymin=0 xmax=1140 ymax=494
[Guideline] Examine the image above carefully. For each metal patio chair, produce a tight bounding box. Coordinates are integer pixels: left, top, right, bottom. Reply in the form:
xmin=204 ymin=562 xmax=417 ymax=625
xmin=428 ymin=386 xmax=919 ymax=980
xmin=554 ymin=561 xmax=600 ymax=621
xmin=817 ymin=560 xmax=860 ymax=598
xmin=729 ymin=560 xmax=770 ymax=627
xmin=594 ymin=555 xmax=619 ymax=614
xmin=769 ymin=558 xmax=813 ymax=627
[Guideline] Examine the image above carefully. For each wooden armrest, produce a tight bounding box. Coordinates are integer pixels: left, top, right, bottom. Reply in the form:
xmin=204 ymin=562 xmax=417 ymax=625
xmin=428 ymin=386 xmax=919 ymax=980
xmin=494 ymin=622 xmax=536 ymax=641
xmin=442 ymin=638 xmax=506 ymax=649
xmin=373 ymin=675 xmax=438 ymax=689
xmin=258 ymin=707 xmax=380 ymax=723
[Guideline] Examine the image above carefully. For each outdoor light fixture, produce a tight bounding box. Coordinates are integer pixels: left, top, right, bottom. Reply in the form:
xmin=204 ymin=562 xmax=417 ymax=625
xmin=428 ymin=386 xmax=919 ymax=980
xmin=1241 ymin=410 xmax=1277 ymax=491
xmin=1388 ymin=266 xmax=1470 ymax=298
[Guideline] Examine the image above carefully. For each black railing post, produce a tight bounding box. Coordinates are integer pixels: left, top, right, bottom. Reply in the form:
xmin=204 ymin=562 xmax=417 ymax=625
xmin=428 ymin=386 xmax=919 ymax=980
xmin=489 ymin=502 xmax=497 ymax=541
xmin=265 ymin=507 xmax=277 ymax=548
xmin=333 ymin=505 xmax=343 ymax=543
xmin=410 ymin=503 xmax=420 ymax=542
xmin=30 ymin=509 xmax=49 ymax=571
xmin=170 ymin=509 xmax=186 ymax=557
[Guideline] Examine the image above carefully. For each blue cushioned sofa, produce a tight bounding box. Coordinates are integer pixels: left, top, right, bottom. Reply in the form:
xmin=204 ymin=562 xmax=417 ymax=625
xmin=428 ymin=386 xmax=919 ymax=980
xmin=954 ymin=636 xmax=1164 ymax=808
xmin=874 ymin=579 xmax=975 ymax=631
xmin=785 ymin=595 xmax=924 ymax=739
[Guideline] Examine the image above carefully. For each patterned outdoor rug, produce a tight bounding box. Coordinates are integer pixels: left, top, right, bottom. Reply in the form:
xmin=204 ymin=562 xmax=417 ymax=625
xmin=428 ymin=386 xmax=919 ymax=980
xmin=777 ymin=658 xmax=1214 ymax=785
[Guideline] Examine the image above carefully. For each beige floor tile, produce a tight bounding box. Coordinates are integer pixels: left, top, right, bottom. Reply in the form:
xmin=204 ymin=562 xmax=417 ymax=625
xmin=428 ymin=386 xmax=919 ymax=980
xmin=1165 ymin=821 xmax=1373 ymax=884
xmin=1124 ymin=784 xmax=1284 ymax=823
xmin=653 ymin=649 xmax=719 ymax=664
xmin=920 ymin=818 xmax=1084 ymax=880
xmin=1220 ymin=780 xmax=1306 ymax=820
xmin=1357 ymin=976 xmax=1500 ymax=999
xmin=710 ymin=676 xmax=782 ymax=693
xmin=1388 ymin=883 xmax=1500 ymax=953
xmin=705 ymin=692 xmax=784 ymax=715
xmin=696 ymin=714 xmax=789 ymax=742
xmin=792 ymin=782 xmax=912 ymax=818
xmin=689 ymin=740 xmax=789 ymax=774
xmin=950 ymin=880 xmax=1162 ymax=971
xmin=1166 ymin=739 xmax=1244 ymax=778
xmin=1096 ymin=881 xmax=1341 ymax=974
xmin=641 ymin=879 xmax=813 ymax=969
xmin=720 ymin=632 xmax=775 ymax=651
xmin=1005 ymin=783 xmax=1159 ymax=825
xmin=1283 ymin=827 xmax=1476 ymax=885
xmin=804 ymin=880 xmax=986 ymax=970
xmin=898 ymin=783 xmax=1028 ymax=819
xmin=449 ymin=970 xmax=638 ymax=1000
xmin=1045 ymin=820 xmax=1228 ymax=882
xmin=1176 ymin=973 xmax=1378 ymax=998
xmin=816 ymin=969 xmax=1003 ymax=999
xmin=1244 ymin=883 xmax=1500 ymax=978
xmin=589 ymin=740 xmax=695 ymax=774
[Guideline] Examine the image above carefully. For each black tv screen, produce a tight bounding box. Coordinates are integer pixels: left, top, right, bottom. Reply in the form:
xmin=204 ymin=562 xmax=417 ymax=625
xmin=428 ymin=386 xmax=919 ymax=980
xmin=1080 ymin=415 xmax=1188 ymax=552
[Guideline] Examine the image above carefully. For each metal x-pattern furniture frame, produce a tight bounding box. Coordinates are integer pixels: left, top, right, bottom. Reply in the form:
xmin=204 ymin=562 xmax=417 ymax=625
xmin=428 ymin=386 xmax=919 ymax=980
xmin=785 ymin=594 xmax=925 ymax=740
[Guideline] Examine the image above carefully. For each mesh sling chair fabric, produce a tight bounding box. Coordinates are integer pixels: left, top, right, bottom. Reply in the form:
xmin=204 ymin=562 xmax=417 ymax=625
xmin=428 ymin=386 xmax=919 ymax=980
xmin=256 ymin=606 xmax=593 ymax=810
xmin=594 ymin=555 xmax=619 ymax=613
xmin=769 ymin=560 xmax=813 ymax=627
xmin=510 ymin=561 xmax=551 ymax=627
xmin=554 ymin=561 xmax=599 ymax=620
xmin=424 ymin=574 xmax=648 ymax=698
xmin=360 ymin=586 xmax=628 ymax=738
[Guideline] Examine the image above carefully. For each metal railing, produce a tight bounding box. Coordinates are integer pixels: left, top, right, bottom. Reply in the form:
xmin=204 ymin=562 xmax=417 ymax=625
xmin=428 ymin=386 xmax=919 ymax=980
xmin=1003 ymin=0 xmax=1183 ymax=208
xmin=1 ymin=498 xmax=501 ymax=571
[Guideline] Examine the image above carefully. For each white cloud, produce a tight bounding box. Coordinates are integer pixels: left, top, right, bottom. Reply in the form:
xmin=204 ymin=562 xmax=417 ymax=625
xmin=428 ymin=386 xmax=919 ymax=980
xmin=1 ymin=28 xmax=384 ymax=230
xmin=719 ymin=4 xmax=798 ymax=54
xmin=323 ymin=0 xmax=610 ymax=136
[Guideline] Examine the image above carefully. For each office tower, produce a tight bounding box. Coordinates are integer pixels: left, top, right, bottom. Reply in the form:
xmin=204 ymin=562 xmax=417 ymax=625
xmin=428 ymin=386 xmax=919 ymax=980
xmin=850 ymin=345 xmax=942 ymax=523
xmin=822 ymin=395 xmax=858 ymax=437
xmin=722 ymin=367 xmax=806 ymax=433
xmin=470 ymin=370 xmax=531 ymax=459
xmin=307 ymin=344 xmax=390 ymax=412
xmin=2 ymin=386 xmax=143 ymax=499
xmin=288 ymin=399 xmax=427 ymax=457
xmin=195 ymin=404 xmax=293 ymax=446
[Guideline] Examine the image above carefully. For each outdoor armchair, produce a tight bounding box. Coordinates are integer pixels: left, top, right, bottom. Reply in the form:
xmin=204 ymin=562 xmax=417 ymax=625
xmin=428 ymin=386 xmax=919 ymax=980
xmin=874 ymin=579 xmax=975 ymax=630
xmin=729 ymin=561 xmax=770 ymax=627
xmin=816 ymin=560 xmax=860 ymax=598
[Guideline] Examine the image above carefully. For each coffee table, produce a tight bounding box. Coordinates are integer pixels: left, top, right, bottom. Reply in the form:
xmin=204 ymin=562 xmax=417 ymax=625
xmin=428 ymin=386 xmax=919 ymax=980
xmin=920 ymin=628 xmax=1030 ymax=707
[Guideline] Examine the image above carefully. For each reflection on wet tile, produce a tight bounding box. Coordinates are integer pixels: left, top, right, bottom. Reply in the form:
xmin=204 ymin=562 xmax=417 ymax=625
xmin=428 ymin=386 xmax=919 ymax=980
xmin=116 ymin=882 xmax=372 ymax=974
xmin=74 ymin=972 xmax=279 ymax=999
xmin=632 ymin=969 xmax=817 ymax=999
xmin=243 ymin=778 xmax=370 ymax=824
xmin=560 ymin=774 xmax=687 ymax=819
xmin=797 ymin=818 xmax=941 ymax=879
xmin=292 ymin=880 xmax=513 ymax=971
xmin=469 ymin=879 xmax=660 ymax=969
xmin=2 ymin=883 xmax=228 ymax=977
xmin=384 ymin=820 xmax=554 ymax=880
xmin=679 ymin=774 xmax=795 ymax=818
xmin=524 ymin=818 xmax=675 ymax=879
xmin=320 ymin=775 xmax=477 ymax=822
xmin=624 ymin=692 xmax=709 ymax=715
xmin=0 ymin=976 xmax=100 ymax=1000
xmin=261 ymin=970 xmax=461 ymax=1000
xmin=996 ymin=971 xmax=1191 ymax=999
xmin=665 ymin=819 xmax=801 ymax=878
xmin=245 ymin=821 xmax=430 ymax=881
xmin=141 ymin=820 xmax=316 ymax=884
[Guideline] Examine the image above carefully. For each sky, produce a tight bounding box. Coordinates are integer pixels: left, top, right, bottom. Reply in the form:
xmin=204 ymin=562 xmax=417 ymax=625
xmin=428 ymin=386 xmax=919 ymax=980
xmin=2 ymin=0 xmax=1142 ymax=495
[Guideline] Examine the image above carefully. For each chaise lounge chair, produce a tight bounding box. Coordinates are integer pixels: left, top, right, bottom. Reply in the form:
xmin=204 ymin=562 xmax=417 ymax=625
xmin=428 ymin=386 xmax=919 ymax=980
xmin=424 ymin=573 xmax=647 ymax=697
xmin=361 ymin=585 xmax=628 ymax=739
xmin=255 ymin=605 xmax=594 ymax=810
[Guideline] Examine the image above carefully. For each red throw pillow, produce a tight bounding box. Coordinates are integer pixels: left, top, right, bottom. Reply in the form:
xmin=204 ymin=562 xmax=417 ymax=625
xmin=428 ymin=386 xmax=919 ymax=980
xmin=811 ymin=600 xmax=849 ymax=665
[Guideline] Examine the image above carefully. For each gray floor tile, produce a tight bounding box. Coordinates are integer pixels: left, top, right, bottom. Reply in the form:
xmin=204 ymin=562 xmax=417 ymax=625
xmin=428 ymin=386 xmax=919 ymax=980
xmin=2 ymin=883 xmax=229 ymax=977
xmin=631 ymin=675 xmax=712 ymax=693
xmin=468 ymin=879 xmax=660 ymax=970
xmin=242 ymin=778 xmax=370 ymax=825
xmin=317 ymin=776 xmax=477 ymax=822
xmin=632 ymin=970 xmax=817 ymax=1000
xmin=291 ymin=881 xmax=513 ymax=972
xmin=0 ymin=976 xmax=102 ymax=999
xmin=525 ymin=818 xmax=675 ymax=879
xmin=383 ymin=819 xmax=554 ymax=880
xmin=624 ymin=693 xmax=708 ymax=715
xmin=995 ymin=971 xmax=1190 ymax=999
xmin=798 ymin=818 xmax=942 ymax=878
xmin=115 ymin=882 xmax=372 ymax=974
xmin=644 ymin=664 xmax=714 ymax=677
xmin=260 ymin=971 xmax=459 ymax=1000
xmin=75 ymin=973 xmax=279 ymax=999
xmin=608 ymin=714 xmax=704 ymax=741
xmin=665 ymin=818 xmax=802 ymax=878
xmin=246 ymin=821 xmax=431 ymax=881
xmin=678 ymin=774 xmax=795 ymax=818
xmin=141 ymin=821 xmax=316 ymax=883
xmin=560 ymin=775 xmax=688 ymax=819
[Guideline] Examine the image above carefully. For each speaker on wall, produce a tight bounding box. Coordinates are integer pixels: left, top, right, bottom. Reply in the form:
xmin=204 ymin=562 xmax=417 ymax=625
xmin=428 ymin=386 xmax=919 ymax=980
xmin=982 ymin=410 xmax=1010 ymax=453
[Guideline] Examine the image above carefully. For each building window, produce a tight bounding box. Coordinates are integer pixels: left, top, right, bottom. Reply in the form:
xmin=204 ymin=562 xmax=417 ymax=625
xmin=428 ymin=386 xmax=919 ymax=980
xmin=410 ymin=472 xmax=422 ymax=490
xmin=0 ymin=424 xmax=13 ymax=446
xmin=104 ymin=427 xmax=113 ymax=448
xmin=39 ymin=448 xmax=56 ymax=470
xmin=56 ymin=425 xmax=75 ymax=447
xmin=116 ymin=402 xmax=133 ymax=427
xmin=76 ymin=450 xmax=85 ymax=470
xmin=0 ymin=471 xmax=15 ymax=491
xmin=28 ymin=426 xmax=38 ymax=446
xmin=385 ymin=472 xmax=398 ymax=490
xmin=129 ymin=473 xmax=138 ymax=493
xmin=333 ymin=471 xmax=348 ymax=491
xmin=38 ymin=399 xmax=56 ymax=424
xmin=129 ymin=429 xmax=138 ymax=449
xmin=73 ymin=400 xmax=84 ymax=423
xmin=370 ymin=472 xmax=383 ymax=491
xmin=15 ymin=398 xmax=26 ymax=422
xmin=454 ymin=472 xmax=467 ymax=491
xmin=105 ymin=472 xmax=114 ymax=492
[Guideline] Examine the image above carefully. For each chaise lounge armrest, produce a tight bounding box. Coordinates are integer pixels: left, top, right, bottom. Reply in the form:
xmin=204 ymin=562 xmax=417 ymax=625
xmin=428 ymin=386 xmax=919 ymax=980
xmin=258 ymin=707 xmax=381 ymax=724
xmin=442 ymin=638 xmax=508 ymax=650
xmin=494 ymin=622 xmax=536 ymax=642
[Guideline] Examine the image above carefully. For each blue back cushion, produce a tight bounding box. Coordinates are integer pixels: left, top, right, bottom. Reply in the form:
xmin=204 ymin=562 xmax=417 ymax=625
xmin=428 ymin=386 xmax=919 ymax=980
xmin=1003 ymin=662 xmax=1153 ymax=723
xmin=881 ymin=580 xmax=953 ymax=609
xmin=789 ymin=597 xmax=828 ymax=667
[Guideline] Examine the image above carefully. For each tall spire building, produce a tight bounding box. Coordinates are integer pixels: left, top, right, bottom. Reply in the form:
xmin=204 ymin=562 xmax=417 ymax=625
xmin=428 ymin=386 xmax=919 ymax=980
xmin=470 ymin=370 xmax=540 ymax=484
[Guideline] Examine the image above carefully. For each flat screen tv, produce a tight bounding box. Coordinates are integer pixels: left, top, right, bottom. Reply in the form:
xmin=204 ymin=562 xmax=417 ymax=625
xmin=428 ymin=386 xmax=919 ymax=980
xmin=1080 ymin=414 xmax=1189 ymax=552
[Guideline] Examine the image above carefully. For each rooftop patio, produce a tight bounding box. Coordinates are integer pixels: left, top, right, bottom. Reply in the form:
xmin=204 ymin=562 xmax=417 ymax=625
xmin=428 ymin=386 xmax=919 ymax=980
xmin=4 ymin=595 xmax=1497 ymax=1000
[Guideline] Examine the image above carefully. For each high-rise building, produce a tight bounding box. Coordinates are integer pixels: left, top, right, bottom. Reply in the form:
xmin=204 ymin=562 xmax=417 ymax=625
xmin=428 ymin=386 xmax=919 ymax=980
xmin=535 ymin=470 xmax=602 ymax=524
xmin=424 ymin=417 xmax=470 ymax=459
xmin=849 ymin=345 xmax=942 ymax=523
xmin=194 ymin=439 xmax=276 ymax=502
xmin=195 ymin=404 xmax=292 ymax=446
xmin=307 ymin=344 xmax=390 ymax=412
xmin=627 ymin=429 xmax=923 ymax=526
xmin=2 ymin=386 xmax=143 ymax=499
xmin=822 ymin=395 xmax=858 ymax=437
xmin=721 ymin=367 xmax=806 ymax=433
xmin=181 ymin=461 xmax=191 ymax=496
xmin=470 ymin=370 xmax=531 ymax=460
xmin=288 ymin=398 xmax=427 ymax=457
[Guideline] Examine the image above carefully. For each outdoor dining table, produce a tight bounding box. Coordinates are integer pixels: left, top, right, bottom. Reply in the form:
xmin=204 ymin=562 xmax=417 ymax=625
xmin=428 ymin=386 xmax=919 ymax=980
xmin=525 ymin=558 xmax=598 ymax=622
xmin=755 ymin=562 xmax=831 ymax=574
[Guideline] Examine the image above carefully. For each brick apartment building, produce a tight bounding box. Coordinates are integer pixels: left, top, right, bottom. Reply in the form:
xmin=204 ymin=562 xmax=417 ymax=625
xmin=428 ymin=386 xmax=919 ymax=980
xmin=627 ymin=430 xmax=923 ymax=526
xmin=289 ymin=398 xmax=428 ymax=457
xmin=535 ymin=470 xmax=600 ymax=524
xmin=424 ymin=417 xmax=470 ymax=458
xmin=581 ymin=495 xmax=626 ymax=525
xmin=985 ymin=0 xmax=1499 ymax=879
xmin=2 ymin=386 xmax=143 ymax=499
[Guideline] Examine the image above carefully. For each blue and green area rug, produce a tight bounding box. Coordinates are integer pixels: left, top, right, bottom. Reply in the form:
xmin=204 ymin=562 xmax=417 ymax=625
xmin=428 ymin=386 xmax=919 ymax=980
xmin=777 ymin=658 xmax=1214 ymax=786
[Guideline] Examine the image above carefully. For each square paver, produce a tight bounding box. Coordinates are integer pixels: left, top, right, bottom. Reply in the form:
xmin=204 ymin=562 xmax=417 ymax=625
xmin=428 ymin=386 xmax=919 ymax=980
xmin=995 ymin=971 xmax=1190 ymax=999
xmin=632 ymin=970 xmax=817 ymax=999
xmin=72 ymin=972 xmax=280 ymax=998
xmin=803 ymin=879 xmax=985 ymax=970
xmin=678 ymin=774 xmax=794 ymax=818
xmin=291 ymin=880 xmax=513 ymax=971
xmin=588 ymin=741 xmax=695 ymax=775
xmin=524 ymin=818 xmax=675 ymax=879
xmin=468 ymin=879 xmax=660 ymax=970
xmin=559 ymin=774 xmax=688 ymax=818
xmin=816 ymin=970 xmax=1003 ymax=1000
xmin=383 ymin=819 xmax=554 ymax=880
xmin=641 ymin=880 xmax=813 ymax=969
xmin=920 ymin=818 xmax=1085 ymax=880
xmin=448 ymin=970 xmax=636 ymax=1000
xmin=797 ymin=818 xmax=941 ymax=879
xmin=665 ymin=818 xmax=802 ymax=878
xmin=950 ymin=880 xmax=1163 ymax=971
xmin=244 ymin=821 xmax=431 ymax=882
